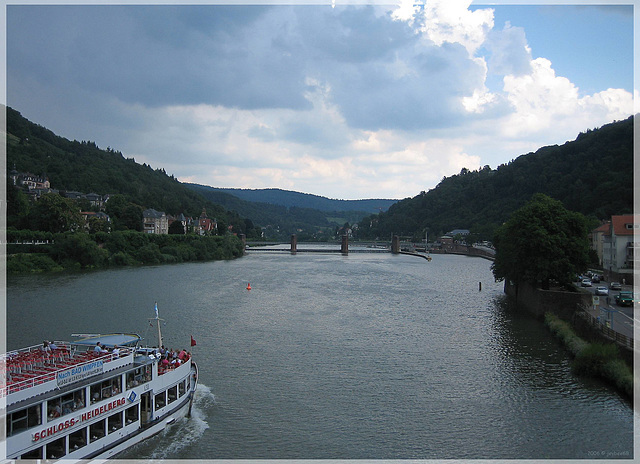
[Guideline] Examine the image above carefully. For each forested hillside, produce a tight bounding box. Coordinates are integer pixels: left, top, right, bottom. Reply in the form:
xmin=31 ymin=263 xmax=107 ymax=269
xmin=7 ymin=107 xmax=378 ymax=241
xmin=6 ymin=107 xmax=257 ymax=236
xmin=360 ymin=116 xmax=634 ymax=241
xmin=198 ymin=186 xmax=396 ymax=213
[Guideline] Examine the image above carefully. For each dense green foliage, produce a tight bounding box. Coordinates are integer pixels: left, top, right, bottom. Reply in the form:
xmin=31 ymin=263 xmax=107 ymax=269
xmin=544 ymin=313 xmax=632 ymax=399
xmin=7 ymin=228 xmax=245 ymax=273
xmin=6 ymin=107 xmax=258 ymax=237
xmin=492 ymin=194 xmax=590 ymax=289
xmin=359 ymin=117 xmax=633 ymax=241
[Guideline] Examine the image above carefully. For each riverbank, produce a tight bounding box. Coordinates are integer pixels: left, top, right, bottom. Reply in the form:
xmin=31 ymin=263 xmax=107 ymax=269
xmin=7 ymin=229 xmax=245 ymax=274
xmin=544 ymin=312 xmax=633 ymax=400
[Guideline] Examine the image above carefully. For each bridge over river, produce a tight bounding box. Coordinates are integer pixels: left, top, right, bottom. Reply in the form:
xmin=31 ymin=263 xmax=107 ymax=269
xmin=245 ymin=235 xmax=495 ymax=262
xmin=245 ymin=235 xmax=395 ymax=254
xmin=244 ymin=234 xmax=495 ymax=261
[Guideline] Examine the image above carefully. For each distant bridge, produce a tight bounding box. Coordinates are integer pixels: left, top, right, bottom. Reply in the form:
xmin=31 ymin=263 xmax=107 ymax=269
xmin=244 ymin=235 xmax=434 ymax=260
xmin=243 ymin=234 xmax=494 ymax=261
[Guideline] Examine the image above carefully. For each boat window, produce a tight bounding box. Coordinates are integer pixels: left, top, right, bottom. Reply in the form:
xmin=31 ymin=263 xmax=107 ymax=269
xmin=7 ymin=404 xmax=41 ymax=437
xmin=167 ymin=385 xmax=178 ymax=404
xmin=89 ymin=419 xmax=106 ymax=443
xmin=125 ymin=405 xmax=139 ymax=425
xmin=90 ymin=376 xmax=122 ymax=404
xmin=69 ymin=427 xmax=87 ymax=452
xmin=47 ymin=389 xmax=85 ymax=420
xmin=45 ymin=436 xmax=66 ymax=460
xmin=21 ymin=446 xmax=43 ymax=460
xmin=178 ymin=380 xmax=186 ymax=397
xmin=108 ymin=411 xmax=123 ymax=433
xmin=126 ymin=365 xmax=152 ymax=389
xmin=154 ymin=391 xmax=166 ymax=411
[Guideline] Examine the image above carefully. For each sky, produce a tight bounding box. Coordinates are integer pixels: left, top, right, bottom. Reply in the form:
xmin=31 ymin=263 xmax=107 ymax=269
xmin=4 ymin=1 xmax=636 ymax=200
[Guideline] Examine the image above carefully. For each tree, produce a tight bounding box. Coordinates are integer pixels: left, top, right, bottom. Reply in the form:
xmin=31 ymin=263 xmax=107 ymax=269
xmin=168 ymin=219 xmax=186 ymax=235
xmin=7 ymin=184 xmax=30 ymax=228
xmin=491 ymin=193 xmax=590 ymax=290
xmin=50 ymin=233 xmax=109 ymax=268
xmin=28 ymin=193 xmax=83 ymax=233
xmin=105 ymin=195 xmax=143 ymax=231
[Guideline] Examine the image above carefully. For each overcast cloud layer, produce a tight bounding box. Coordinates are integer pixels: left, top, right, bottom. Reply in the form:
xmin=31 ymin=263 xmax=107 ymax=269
xmin=7 ymin=1 xmax=634 ymax=200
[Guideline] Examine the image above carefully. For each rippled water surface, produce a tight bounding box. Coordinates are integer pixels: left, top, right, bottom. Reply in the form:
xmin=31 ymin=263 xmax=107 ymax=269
xmin=7 ymin=251 xmax=634 ymax=459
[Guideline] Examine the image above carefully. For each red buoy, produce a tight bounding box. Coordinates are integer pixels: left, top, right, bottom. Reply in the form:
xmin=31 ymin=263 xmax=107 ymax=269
xmin=246 ymin=283 xmax=252 ymax=291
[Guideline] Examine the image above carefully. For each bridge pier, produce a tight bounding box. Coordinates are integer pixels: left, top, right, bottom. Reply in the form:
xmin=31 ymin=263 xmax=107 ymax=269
xmin=391 ymin=235 xmax=400 ymax=254
xmin=341 ymin=234 xmax=348 ymax=254
xmin=291 ymin=234 xmax=297 ymax=253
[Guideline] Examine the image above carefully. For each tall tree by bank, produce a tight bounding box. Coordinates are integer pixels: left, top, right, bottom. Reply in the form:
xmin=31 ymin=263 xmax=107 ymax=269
xmin=491 ymin=193 xmax=590 ymax=290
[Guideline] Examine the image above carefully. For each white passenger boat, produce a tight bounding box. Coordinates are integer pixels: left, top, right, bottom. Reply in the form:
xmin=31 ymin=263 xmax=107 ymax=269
xmin=3 ymin=305 xmax=198 ymax=461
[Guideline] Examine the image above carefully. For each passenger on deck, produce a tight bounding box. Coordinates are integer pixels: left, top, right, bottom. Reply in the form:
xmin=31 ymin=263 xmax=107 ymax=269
xmin=42 ymin=341 xmax=51 ymax=353
xmin=94 ymin=342 xmax=108 ymax=354
xmin=49 ymin=341 xmax=58 ymax=351
xmin=112 ymin=345 xmax=120 ymax=358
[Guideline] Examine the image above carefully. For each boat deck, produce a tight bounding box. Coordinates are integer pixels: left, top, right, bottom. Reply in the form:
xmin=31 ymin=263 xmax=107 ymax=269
xmin=2 ymin=343 xmax=126 ymax=397
xmin=2 ymin=342 xmax=187 ymax=398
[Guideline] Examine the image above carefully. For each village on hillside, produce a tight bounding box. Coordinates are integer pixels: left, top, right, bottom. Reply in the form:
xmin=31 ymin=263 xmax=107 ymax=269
xmin=9 ymin=169 xmax=218 ymax=236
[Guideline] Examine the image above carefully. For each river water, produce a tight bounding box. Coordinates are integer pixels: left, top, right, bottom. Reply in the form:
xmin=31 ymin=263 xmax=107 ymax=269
xmin=6 ymin=250 xmax=635 ymax=460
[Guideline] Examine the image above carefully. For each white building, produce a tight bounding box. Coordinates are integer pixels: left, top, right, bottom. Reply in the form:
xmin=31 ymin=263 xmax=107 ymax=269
xmin=600 ymin=215 xmax=638 ymax=284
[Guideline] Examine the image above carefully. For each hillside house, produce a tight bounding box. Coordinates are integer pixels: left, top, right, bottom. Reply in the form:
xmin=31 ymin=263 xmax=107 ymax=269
xmin=143 ymin=209 xmax=169 ymax=234
xmin=197 ymin=208 xmax=217 ymax=235
xmin=12 ymin=172 xmax=50 ymax=190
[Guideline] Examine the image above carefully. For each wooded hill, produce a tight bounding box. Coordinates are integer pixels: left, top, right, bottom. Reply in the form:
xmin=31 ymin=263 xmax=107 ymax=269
xmin=6 ymin=107 xmax=243 ymax=222
xmin=7 ymin=107 xmax=393 ymax=240
xmin=186 ymin=183 xmax=393 ymax=240
xmin=195 ymin=186 xmax=396 ymax=213
xmin=359 ymin=116 xmax=634 ymax=241
xmin=7 ymin=105 xmax=633 ymax=244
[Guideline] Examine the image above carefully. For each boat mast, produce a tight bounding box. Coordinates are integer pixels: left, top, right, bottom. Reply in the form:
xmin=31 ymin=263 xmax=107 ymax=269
xmin=151 ymin=302 xmax=164 ymax=348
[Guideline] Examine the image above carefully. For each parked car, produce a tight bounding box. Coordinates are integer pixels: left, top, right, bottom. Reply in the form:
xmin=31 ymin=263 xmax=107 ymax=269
xmin=615 ymin=291 xmax=634 ymax=306
xmin=581 ymin=279 xmax=592 ymax=287
xmin=595 ymin=286 xmax=609 ymax=296
xmin=609 ymin=282 xmax=622 ymax=290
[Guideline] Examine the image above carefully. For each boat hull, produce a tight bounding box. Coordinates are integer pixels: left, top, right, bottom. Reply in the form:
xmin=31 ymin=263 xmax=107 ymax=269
xmin=84 ymin=362 xmax=199 ymax=462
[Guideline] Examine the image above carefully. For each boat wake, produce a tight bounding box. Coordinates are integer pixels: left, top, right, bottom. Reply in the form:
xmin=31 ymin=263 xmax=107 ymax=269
xmin=123 ymin=383 xmax=216 ymax=460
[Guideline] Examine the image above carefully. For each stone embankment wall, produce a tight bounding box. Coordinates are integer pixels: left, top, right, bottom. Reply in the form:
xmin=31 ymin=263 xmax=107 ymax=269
xmin=504 ymin=281 xmax=591 ymax=319
xmin=504 ymin=281 xmax=633 ymax=363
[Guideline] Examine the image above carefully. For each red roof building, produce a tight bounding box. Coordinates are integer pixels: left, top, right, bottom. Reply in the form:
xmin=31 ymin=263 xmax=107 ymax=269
xmin=600 ymin=215 xmax=637 ymax=284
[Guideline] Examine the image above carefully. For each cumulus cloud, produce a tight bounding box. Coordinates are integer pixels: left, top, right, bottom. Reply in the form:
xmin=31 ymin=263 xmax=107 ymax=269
xmin=6 ymin=2 xmax=634 ymax=200
xmin=485 ymin=21 xmax=532 ymax=76
xmin=501 ymin=58 xmax=633 ymax=138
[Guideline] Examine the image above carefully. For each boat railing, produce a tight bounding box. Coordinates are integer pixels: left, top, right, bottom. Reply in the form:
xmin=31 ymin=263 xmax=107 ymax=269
xmin=1 ymin=345 xmax=134 ymax=399
xmin=157 ymin=356 xmax=191 ymax=376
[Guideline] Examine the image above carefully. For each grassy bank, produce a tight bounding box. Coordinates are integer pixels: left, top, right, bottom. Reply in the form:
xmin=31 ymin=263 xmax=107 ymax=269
xmin=544 ymin=312 xmax=633 ymax=399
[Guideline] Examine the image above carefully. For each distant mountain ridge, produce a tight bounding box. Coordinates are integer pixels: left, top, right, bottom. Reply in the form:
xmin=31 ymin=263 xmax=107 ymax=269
xmin=190 ymin=186 xmax=397 ymax=213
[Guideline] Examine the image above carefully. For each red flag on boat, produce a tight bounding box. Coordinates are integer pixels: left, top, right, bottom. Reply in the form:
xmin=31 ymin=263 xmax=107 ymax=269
xmin=191 ymin=335 xmax=197 ymax=347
